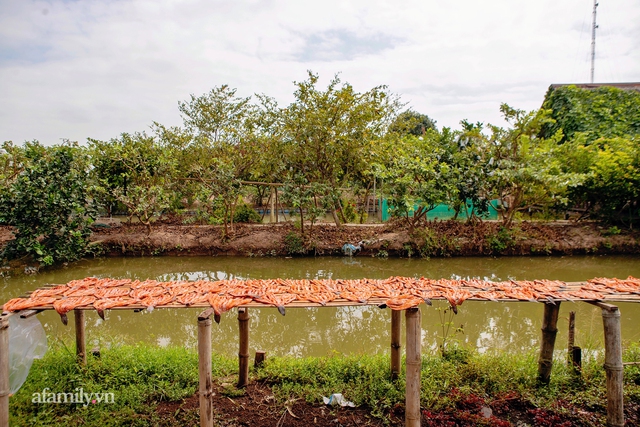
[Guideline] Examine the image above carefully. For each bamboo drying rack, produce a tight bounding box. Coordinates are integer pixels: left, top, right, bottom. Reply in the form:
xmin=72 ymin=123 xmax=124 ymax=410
xmin=1 ymin=277 xmax=637 ymax=427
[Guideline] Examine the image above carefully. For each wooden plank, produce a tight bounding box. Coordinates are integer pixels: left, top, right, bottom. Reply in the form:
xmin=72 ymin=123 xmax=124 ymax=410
xmin=537 ymin=302 xmax=561 ymax=384
xmin=568 ymin=311 xmax=575 ymax=367
xmin=390 ymin=310 xmax=401 ymax=381
xmin=601 ymin=306 xmax=624 ymax=427
xmin=405 ymin=308 xmax=421 ymax=427
xmin=74 ymin=310 xmax=86 ymax=365
xmin=198 ymin=311 xmax=213 ymax=427
xmin=237 ymin=308 xmax=250 ymax=388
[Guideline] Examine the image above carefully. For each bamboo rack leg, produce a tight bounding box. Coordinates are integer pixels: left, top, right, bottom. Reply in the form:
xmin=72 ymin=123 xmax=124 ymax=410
xmin=198 ymin=310 xmax=213 ymax=427
xmin=567 ymin=311 xmax=575 ymax=366
xmin=537 ymin=302 xmax=560 ymax=384
xmin=405 ymin=308 xmax=421 ymax=427
xmin=391 ymin=310 xmax=401 ymax=381
xmin=237 ymin=308 xmax=250 ymax=388
xmin=602 ymin=306 xmax=624 ymax=427
xmin=269 ymin=187 xmax=275 ymax=223
xmin=74 ymin=310 xmax=86 ymax=366
xmin=0 ymin=313 xmax=10 ymax=427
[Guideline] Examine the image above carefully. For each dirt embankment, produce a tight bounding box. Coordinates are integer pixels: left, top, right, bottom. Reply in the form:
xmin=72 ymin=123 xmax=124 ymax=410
xmin=74 ymin=220 xmax=640 ymax=258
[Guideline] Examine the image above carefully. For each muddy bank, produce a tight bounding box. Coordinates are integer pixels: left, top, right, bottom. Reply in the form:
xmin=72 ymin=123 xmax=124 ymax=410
xmin=77 ymin=220 xmax=640 ymax=258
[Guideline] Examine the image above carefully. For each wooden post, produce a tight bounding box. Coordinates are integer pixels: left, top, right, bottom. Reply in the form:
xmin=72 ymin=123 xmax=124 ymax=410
xmin=405 ymin=308 xmax=421 ymax=427
xmin=269 ymin=187 xmax=275 ymax=223
xmin=0 ymin=313 xmax=11 ymax=427
xmin=74 ymin=310 xmax=86 ymax=365
xmin=390 ymin=310 xmax=401 ymax=381
xmin=602 ymin=306 xmax=624 ymax=427
xmin=254 ymin=351 xmax=266 ymax=368
xmin=198 ymin=309 xmax=213 ymax=427
xmin=274 ymin=188 xmax=279 ymax=223
xmin=237 ymin=308 xmax=250 ymax=388
xmin=567 ymin=311 xmax=575 ymax=366
xmin=537 ymin=302 xmax=560 ymax=384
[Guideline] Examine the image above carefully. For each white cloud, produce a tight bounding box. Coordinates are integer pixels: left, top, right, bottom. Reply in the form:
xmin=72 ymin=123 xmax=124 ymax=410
xmin=1 ymin=0 xmax=639 ymax=144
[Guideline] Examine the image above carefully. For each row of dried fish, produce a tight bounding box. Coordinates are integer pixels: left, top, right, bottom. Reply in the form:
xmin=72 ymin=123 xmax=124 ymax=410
xmin=2 ymin=276 xmax=639 ymax=324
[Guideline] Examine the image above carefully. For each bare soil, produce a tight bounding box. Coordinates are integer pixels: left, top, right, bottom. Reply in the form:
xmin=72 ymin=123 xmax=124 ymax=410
xmin=79 ymin=220 xmax=640 ymax=258
xmin=153 ymin=381 xmax=634 ymax=426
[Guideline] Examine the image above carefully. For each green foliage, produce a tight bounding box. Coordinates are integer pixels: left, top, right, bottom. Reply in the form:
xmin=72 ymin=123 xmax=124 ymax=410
xmin=541 ymin=85 xmax=640 ymax=143
xmin=284 ymin=231 xmax=305 ymax=255
xmin=486 ymin=104 xmax=583 ymax=226
xmin=388 ymin=109 xmax=437 ymax=136
xmin=9 ymin=343 xmax=234 ymax=427
xmin=89 ymin=133 xmax=175 ymax=233
xmin=0 ymin=142 xmax=97 ymax=266
xmin=487 ymin=226 xmax=515 ymax=253
xmin=561 ymin=136 xmax=640 ymax=225
xmin=233 ymin=202 xmax=261 ymax=223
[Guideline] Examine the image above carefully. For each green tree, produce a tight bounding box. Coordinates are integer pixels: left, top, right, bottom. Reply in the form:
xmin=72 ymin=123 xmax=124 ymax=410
xmin=0 ymin=142 xmax=97 ymax=266
xmin=487 ymin=104 xmax=582 ymax=226
xmin=562 ymin=135 xmax=640 ymax=226
xmin=376 ymin=131 xmax=457 ymax=230
xmin=89 ymin=133 xmax=175 ymax=233
xmin=178 ymin=85 xmax=259 ymax=237
xmin=540 ymin=85 xmax=640 ymax=143
xmin=281 ymin=71 xmax=401 ymax=231
xmin=388 ymin=109 xmax=437 ymax=136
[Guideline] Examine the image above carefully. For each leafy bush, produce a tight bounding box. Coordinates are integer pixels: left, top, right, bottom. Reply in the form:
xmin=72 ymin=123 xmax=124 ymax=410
xmin=0 ymin=142 xmax=97 ymax=266
xmin=233 ymin=203 xmax=261 ymax=223
xmin=284 ymin=231 xmax=305 ymax=255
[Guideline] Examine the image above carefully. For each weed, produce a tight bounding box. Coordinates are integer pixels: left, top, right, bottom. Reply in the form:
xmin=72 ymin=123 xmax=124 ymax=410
xmin=602 ymin=226 xmax=621 ymax=236
xmin=487 ymin=226 xmax=514 ymax=254
xmin=284 ymin=231 xmax=305 ymax=255
xmin=376 ymin=250 xmax=388 ymax=258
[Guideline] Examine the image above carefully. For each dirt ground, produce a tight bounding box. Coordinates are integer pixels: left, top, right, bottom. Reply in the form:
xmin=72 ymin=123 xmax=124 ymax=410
xmin=154 ymin=380 xmax=632 ymax=426
xmin=81 ymin=219 xmax=640 ymax=258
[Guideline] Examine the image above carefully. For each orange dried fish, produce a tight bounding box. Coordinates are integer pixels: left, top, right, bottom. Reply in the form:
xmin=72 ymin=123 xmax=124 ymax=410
xmin=207 ymin=294 xmax=253 ymax=324
xmin=385 ymin=295 xmax=423 ymax=310
xmin=253 ymin=293 xmax=297 ymax=315
xmin=131 ymin=286 xmax=166 ymax=300
xmin=53 ymin=296 xmax=96 ymax=325
xmin=93 ymin=297 xmax=134 ymax=319
xmin=440 ymin=287 xmax=471 ymax=314
xmin=95 ymin=278 xmax=132 ymax=288
xmin=2 ymin=296 xmax=56 ymax=312
xmin=139 ymin=294 xmax=174 ymax=310
xmin=30 ymin=285 xmax=69 ymax=298
xmin=176 ymin=291 xmax=207 ymax=307
xmin=64 ymin=287 xmax=97 ymax=297
xmin=129 ymin=279 xmax=161 ymax=289
xmin=94 ymin=287 xmax=131 ymax=299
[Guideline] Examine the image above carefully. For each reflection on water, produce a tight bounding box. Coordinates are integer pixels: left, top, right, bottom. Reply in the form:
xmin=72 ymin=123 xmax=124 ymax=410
xmin=2 ymin=255 xmax=640 ymax=357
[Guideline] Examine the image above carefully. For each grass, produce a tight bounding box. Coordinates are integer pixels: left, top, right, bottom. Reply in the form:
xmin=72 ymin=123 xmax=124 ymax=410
xmin=8 ymin=342 xmax=640 ymax=426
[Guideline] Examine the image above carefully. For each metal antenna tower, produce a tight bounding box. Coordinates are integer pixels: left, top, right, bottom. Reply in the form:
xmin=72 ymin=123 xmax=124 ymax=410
xmin=590 ymin=0 xmax=599 ymax=83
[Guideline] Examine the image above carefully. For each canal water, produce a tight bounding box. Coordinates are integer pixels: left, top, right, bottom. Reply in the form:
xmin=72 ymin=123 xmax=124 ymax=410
xmin=2 ymin=255 xmax=639 ymax=358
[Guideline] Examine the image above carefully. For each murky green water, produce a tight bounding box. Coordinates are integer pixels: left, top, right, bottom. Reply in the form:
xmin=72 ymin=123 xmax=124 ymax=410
xmin=2 ymin=255 xmax=639 ymax=357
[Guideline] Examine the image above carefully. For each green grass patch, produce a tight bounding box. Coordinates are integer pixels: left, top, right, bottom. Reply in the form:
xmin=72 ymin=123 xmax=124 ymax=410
xmin=8 ymin=342 xmax=640 ymax=426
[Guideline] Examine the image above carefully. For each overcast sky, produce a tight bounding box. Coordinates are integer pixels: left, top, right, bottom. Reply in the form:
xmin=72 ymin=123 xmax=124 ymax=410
xmin=1 ymin=0 xmax=639 ymax=145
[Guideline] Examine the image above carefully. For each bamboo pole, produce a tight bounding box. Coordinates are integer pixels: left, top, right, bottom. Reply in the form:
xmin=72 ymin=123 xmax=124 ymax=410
xmin=198 ymin=309 xmax=213 ymax=427
xmin=537 ymin=302 xmax=561 ymax=384
xmin=567 ymin=311 xmax=575 ymax=365
xmin=237 ymin=308 xmax=250 ymax=388
xmin=390 ymin=310 xmax=401 ymax=381
xmin=602 ymin=306 xmax=624 ymax=427
xmin=269 ymin=187 xmax=275 ymax=223
xmin=74 ymin=310 xmax=86 ymax=366
xmin=405 ymin=308 xmax=421 ymax=427
xmin=0 ymin=313 xmax=10 ymax=427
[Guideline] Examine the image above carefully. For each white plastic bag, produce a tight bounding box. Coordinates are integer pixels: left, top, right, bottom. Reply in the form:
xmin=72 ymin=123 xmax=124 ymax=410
xmin=8 ymin=315 xmax=48 ymax=394
xmin=322 ymin=393 xmax=355 ymax=407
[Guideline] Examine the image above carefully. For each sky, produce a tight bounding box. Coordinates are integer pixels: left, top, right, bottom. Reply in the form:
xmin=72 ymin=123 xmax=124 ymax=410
xmin=1 ymin=0 xmax=639 ymax=145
